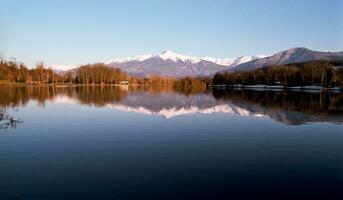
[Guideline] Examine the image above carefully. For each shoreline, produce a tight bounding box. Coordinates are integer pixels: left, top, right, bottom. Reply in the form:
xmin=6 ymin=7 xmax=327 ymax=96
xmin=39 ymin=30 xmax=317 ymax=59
xmin=1 ymin=83 xmax=342 ymax=92
xmin=0 ymin=83 xmax=131 ymax=87
xmin=212 ymin=84 xmax=343 ymax=91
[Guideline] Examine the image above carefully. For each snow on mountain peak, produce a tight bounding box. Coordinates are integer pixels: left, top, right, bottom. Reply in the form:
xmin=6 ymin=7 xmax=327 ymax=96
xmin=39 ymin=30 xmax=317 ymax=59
xmin=158 ymin=50 xmax=201 ymax=63
xmin=107 ymin=50 xmax=202 ymax=64
xmin=202 ymin=55 xmax=268 ymax=67
xmin=106 ymin=51 xmax=268 ymax=67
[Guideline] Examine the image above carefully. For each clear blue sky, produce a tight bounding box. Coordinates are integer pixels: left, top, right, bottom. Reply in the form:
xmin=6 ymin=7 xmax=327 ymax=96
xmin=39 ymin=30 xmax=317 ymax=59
xmin=0 ymin=0 xmax=342 ymax=67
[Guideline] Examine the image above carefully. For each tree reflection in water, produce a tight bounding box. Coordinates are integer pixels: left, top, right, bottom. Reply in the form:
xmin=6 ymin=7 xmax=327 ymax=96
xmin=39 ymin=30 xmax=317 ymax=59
xmin=212 ymin=88 xmax=343 ymax=116
xmin=0 ymin=86 xmax=342 ymax=125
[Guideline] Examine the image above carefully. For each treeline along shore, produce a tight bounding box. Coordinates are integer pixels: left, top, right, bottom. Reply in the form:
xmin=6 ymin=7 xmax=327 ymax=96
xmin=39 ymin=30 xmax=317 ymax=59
xmin=0 ymin=58 xmax=208 ymax=93
xmin=213 ymin=60 xmax=343 ymax=89
xmin=0 ymin=60 xmax=130 ymax=85
xmin=1 ymin=58 xmax=343 ymax=90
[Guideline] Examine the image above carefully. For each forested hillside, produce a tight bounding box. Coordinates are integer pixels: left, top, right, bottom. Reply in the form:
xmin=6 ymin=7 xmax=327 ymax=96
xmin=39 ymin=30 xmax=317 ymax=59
xmin=213 ymin=60 xmax=343 ymax=87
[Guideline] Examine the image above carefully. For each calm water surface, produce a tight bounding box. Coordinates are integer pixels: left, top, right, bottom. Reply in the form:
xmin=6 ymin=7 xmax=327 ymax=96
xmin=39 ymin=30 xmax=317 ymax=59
xmin=0 ymin=86 xmax=342 ymax=199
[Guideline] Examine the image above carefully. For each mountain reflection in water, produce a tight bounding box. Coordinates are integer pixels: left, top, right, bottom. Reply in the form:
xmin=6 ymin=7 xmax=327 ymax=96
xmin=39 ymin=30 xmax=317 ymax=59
xmin=0 ymin=86 xmax=342 ymax=125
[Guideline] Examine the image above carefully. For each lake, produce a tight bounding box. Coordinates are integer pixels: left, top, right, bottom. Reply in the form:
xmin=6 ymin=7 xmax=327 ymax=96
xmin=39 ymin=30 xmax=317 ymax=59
xmin=1 ymin=86 xmax=342 ymax=199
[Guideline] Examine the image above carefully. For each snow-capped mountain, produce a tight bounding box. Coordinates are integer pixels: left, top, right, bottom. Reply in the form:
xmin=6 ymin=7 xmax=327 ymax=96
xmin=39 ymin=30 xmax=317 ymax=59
xmin=106 ymin=51 xmax=201 ymax=64
xmin=106 ymin=50 xmax=264 ymax=77
xmin=107 ymin=50 xmax=225 ymax=77
xmin=48 ymin=48 xmax=343 ymax=77
xmin=202 ymin=55 xmax=267 ymax=67
xmin=48 ymin=50 xmax=269 ymax=77
xmin=229 ymin=47 xmax=343 ymax=72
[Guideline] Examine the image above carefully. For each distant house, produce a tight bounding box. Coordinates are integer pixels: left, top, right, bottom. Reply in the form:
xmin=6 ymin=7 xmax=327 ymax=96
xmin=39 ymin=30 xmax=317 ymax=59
xmin=119 ymin=80 xmax=129 ymax=85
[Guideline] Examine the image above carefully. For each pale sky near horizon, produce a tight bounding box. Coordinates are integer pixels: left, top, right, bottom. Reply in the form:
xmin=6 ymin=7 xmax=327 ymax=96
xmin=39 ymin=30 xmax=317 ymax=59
xmin=0 ymin=0 xmax=342 ymax=67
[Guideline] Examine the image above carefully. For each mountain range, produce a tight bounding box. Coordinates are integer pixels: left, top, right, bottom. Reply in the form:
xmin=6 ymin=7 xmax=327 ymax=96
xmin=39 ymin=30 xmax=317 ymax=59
xmin=106 ymin=51 xmax=266 ymax=77
xmin=52 ymin=48 xmax=343 ymax=77
xmin=229 ymin=47 xmax=343 ymax=72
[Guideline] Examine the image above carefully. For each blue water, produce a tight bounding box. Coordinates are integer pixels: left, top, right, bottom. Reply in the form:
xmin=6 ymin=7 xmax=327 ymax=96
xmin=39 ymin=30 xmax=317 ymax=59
xmin=0 ymin=86 xmax=342 ymax=199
